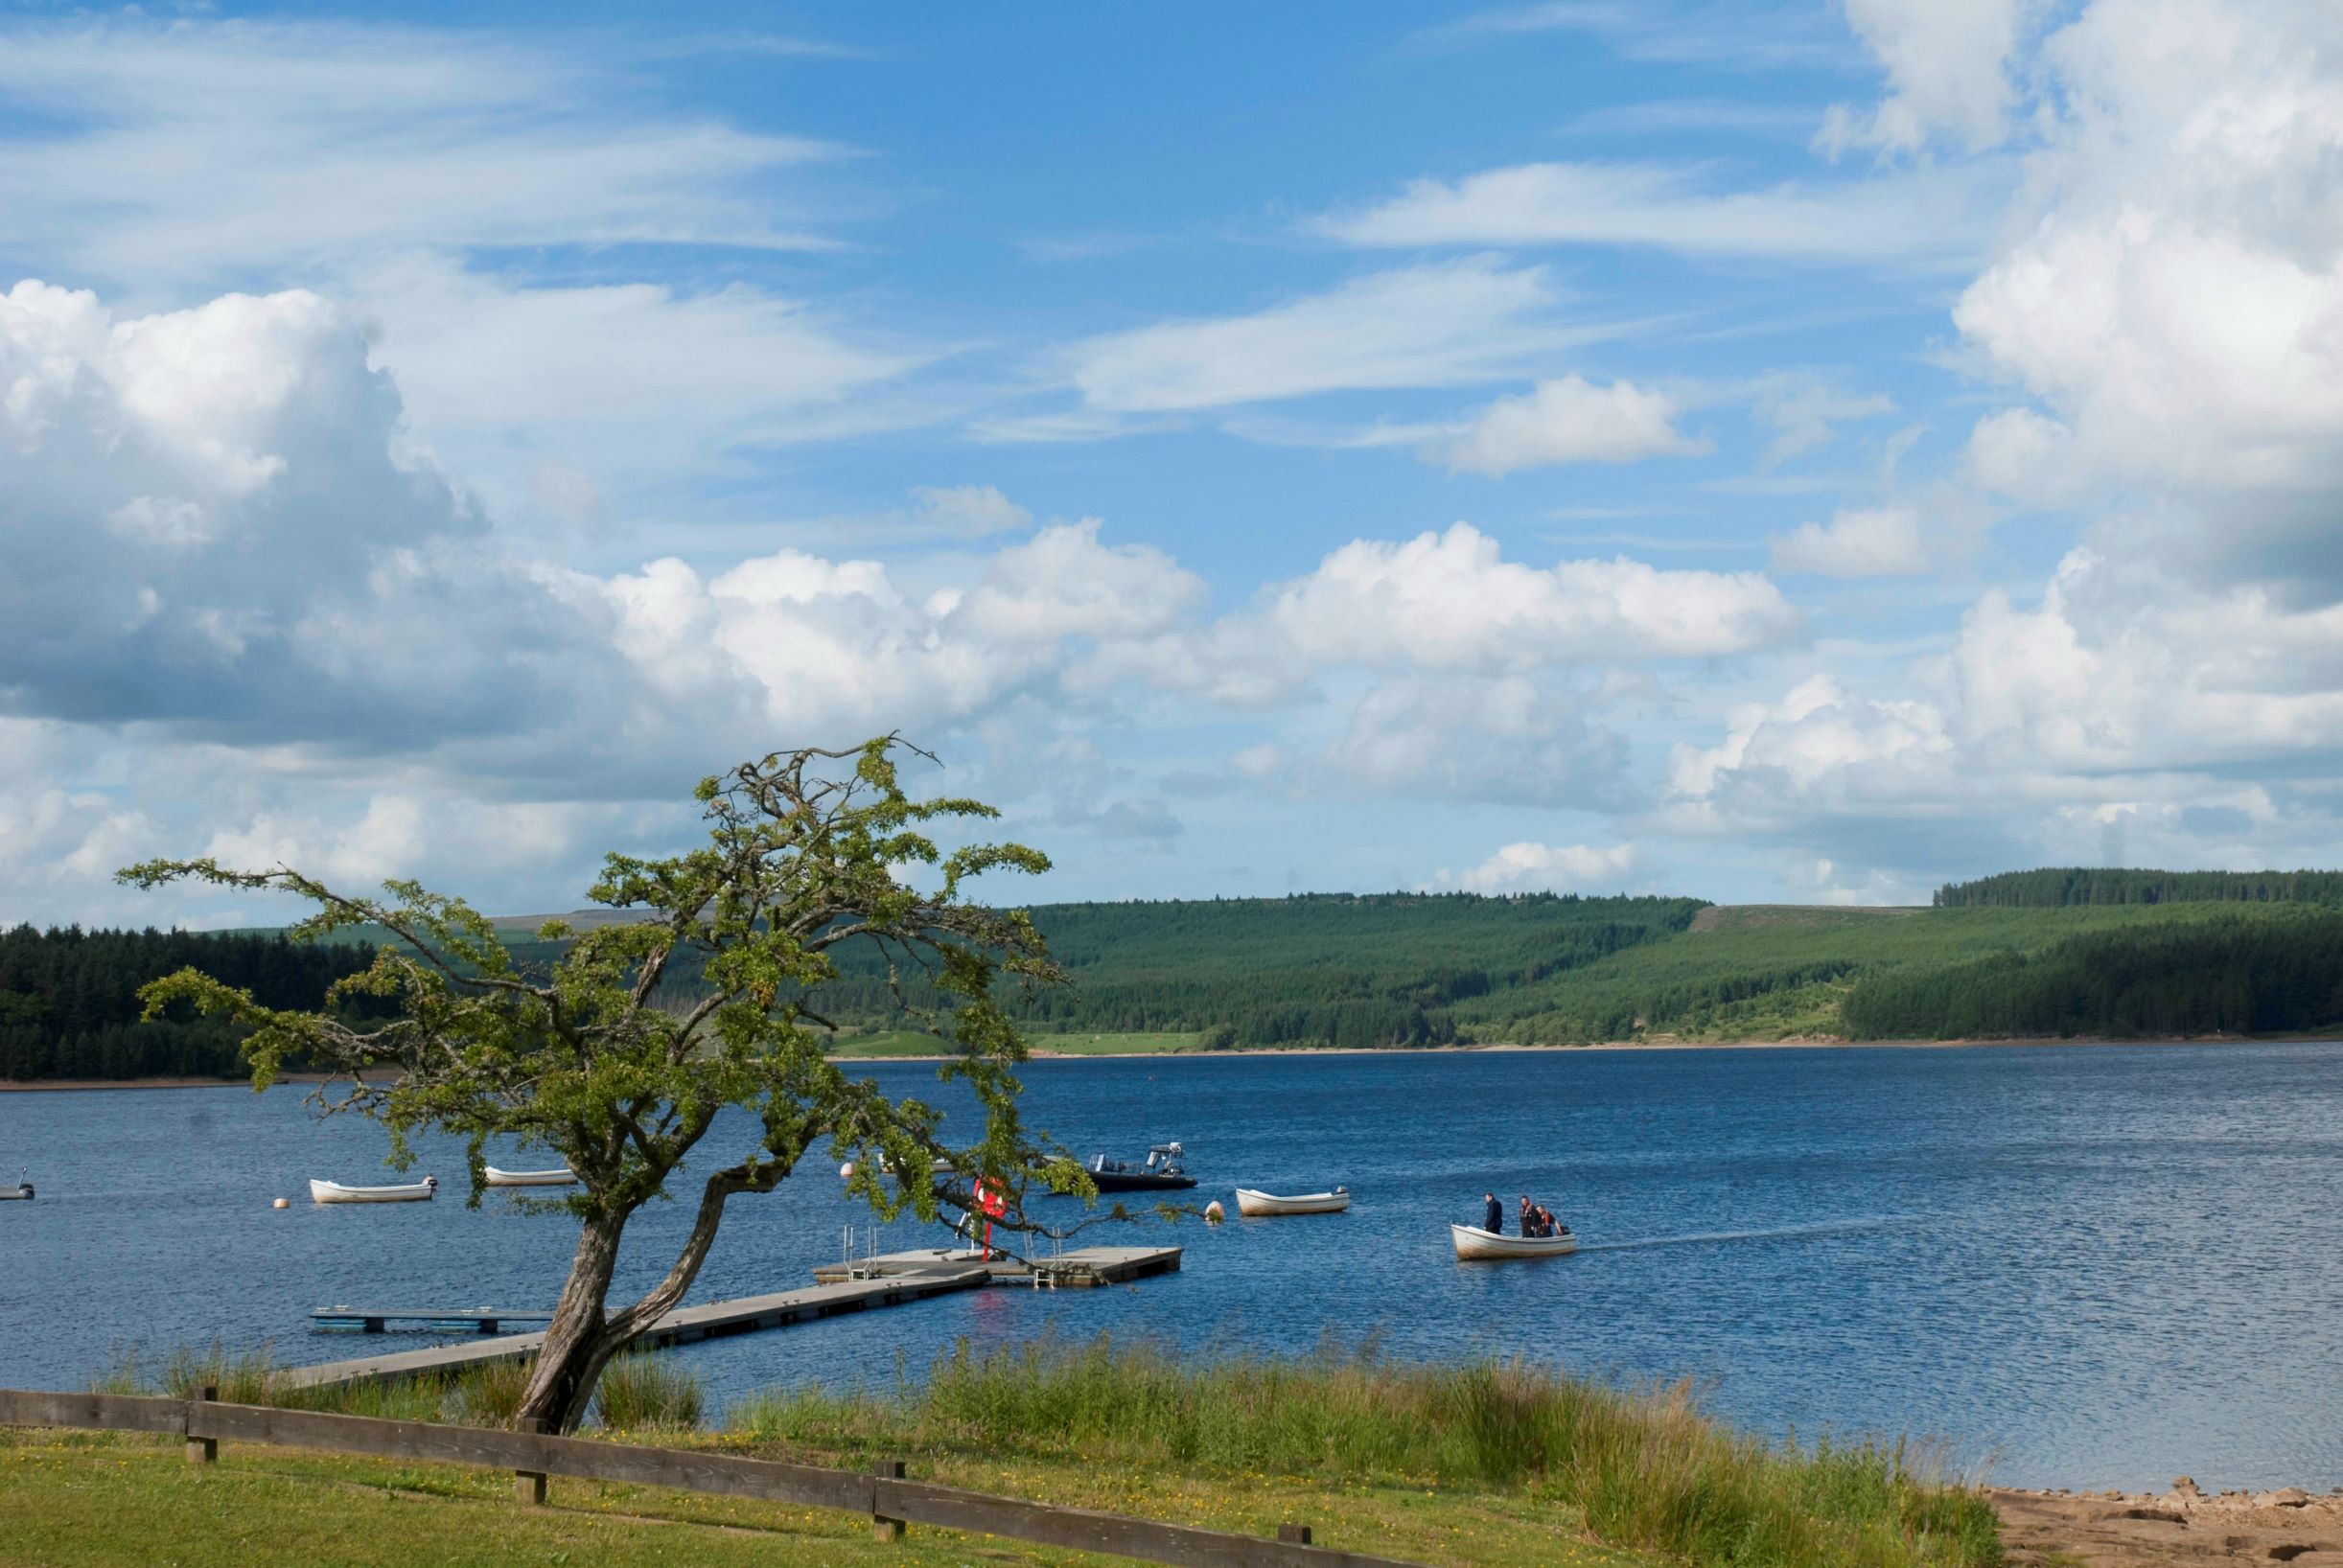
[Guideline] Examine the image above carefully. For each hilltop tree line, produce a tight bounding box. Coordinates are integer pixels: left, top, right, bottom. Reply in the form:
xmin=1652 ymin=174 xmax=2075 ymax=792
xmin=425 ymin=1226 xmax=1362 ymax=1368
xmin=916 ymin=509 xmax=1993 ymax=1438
xmin=0 ymin=925 xmax=384 ymax=1080
xmin=1934 ymin=867 xmax=2343 ymax=908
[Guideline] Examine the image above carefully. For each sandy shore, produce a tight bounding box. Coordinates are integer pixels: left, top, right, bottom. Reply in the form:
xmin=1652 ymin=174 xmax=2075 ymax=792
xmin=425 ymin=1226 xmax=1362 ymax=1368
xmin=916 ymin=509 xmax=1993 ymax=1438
xmin=2 ymin=1033 xmax=2321 ymax=1090
xmin=1993 ymin=1481 xmax=2343 ymax=1564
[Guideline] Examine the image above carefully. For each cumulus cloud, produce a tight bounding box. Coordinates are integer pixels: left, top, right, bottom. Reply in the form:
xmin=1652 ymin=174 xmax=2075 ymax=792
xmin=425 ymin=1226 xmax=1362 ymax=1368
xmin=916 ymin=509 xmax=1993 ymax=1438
xmin=1433 ymin=841 xmax=1641 ymax=894
xmin=1445 ymin=376 xmax=1707 ymax=475
xmin=1665 ymin=673 xmax=1959 ymax=831
xmin=1769 ymin=506 xmax=1933 ymax=578
xmin=1265 ymin=523 xmax=1804 ymax=670
xmin=1060 ymin=259 xmax=1580 ymax=413
xmin=1666 ymin=550 xmax=2343 ymax=855
xmin=1946 ymin=0 xmax=2343 ymax=584
xmin=1820 ymin=0 xmax=2038 ymax=156
xmin=0 ymin=279 xmax=605 ymax=746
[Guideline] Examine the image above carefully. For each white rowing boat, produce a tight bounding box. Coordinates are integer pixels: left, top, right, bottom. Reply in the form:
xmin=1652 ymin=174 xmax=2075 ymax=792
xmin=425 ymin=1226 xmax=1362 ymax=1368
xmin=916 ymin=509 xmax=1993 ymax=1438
xmin=310 ymin=1176 xmax=438 ymax=1205
xmin=1235 ymin=1187 xmax=1350 ymax=1216
xmin=483 ymin=1165 xmax=577 ymax=1187
xmin=1450 ymin=1223 xmax=1576 ymax=1260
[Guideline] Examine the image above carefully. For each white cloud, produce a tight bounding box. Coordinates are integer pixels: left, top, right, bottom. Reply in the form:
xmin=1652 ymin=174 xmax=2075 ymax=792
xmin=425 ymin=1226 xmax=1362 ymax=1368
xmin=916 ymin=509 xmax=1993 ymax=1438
xmin=1266 ymin=522 xmax=1804 ymax=670
xmin=1751 ymin=378 xmax=1896 ymax=466
xmin=1945 ymin=0 xmax=2343 ymax=583
xmin=1427 ymin=3 xmax=1851 ymax=70
xmin=1315 ymin=160 xmax=2000 ymax=265
xmin=1819 ymin=0 xmax=2038 ymax=156
xmin=1433 ymin=841 xmax=1641 ymax=894
xmin=1243 ymin=676 xmax=1628 ymax=807
xmin=602 ymin=520 xmax=1209 ymax=741
xmin=1445 ymin=376 xmax=1707 ymax=475
xmin=906 ymin=485 xmax=1032 ymax=540
xmin=1665 ymin=672 xmax=1959 ymax=831
xmin=1060 ymin=259 xmax=1582 ymax=412
xmin=0 ymin=20 xmax=927 ymax=532
xmin=0 ymin=17 xmax=848 ymax=286
xmin=346 ymin=254 xmax=925 ymax=524
xmin=1769 ymin=505 xmax=1933 ymax=577
xmin=1666 ymin=549 xmax=2343 ymax=851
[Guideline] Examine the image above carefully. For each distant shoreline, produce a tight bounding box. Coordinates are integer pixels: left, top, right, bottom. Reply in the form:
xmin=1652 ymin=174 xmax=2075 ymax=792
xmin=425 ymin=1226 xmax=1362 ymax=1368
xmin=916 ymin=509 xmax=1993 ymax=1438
xmin=2 ymin=1032 xmax=2324 ymax=1091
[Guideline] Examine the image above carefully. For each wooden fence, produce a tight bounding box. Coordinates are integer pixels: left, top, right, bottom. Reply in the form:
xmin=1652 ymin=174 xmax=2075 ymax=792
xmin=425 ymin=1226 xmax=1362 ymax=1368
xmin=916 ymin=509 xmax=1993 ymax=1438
xmin=0 ymin=1387 xmax=1428 ymax=1568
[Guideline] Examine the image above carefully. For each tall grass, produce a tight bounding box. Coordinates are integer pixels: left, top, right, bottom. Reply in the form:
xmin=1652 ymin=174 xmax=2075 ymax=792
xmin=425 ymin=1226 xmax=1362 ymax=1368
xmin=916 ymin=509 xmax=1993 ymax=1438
xmin=591 ymin=1352 xmax=705 ymax=1432
xmin=89 ymin=1345 xmax=669 ymax=1433
xmin=731 ymin=1336 xmax=2002 ymax=1568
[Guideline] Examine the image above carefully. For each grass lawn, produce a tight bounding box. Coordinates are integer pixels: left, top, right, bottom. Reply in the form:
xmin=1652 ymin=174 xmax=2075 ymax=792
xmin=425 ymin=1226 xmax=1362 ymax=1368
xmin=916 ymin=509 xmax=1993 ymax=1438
xmin=0 ymin=1426 xmax=1654 ymax=1568
xmin=52 ymin=1336 xmax=1999 ymax=1568
xmin=827 ymin=1030 xmax=1204 ymax=1058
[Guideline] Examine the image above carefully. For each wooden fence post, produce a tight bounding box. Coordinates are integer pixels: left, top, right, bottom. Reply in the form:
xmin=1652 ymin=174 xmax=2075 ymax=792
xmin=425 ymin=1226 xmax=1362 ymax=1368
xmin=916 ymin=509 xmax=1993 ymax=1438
xmin=870 ymin=1458 xmax=906 ymax=1542
xmin=515 ymin=1418 xmax=548 ymax=1506
xmin=185 ymin=1386 xmax=217 ymax=1466
xmin=1278 ymin=1523 xmax=1314 ymax=1544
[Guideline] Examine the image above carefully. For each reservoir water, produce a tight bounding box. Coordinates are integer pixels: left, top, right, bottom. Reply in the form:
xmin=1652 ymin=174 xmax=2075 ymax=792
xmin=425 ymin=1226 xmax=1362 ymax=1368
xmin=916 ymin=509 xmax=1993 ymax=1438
xmin=3 ymin=1042 xmax=2338 ymax=1492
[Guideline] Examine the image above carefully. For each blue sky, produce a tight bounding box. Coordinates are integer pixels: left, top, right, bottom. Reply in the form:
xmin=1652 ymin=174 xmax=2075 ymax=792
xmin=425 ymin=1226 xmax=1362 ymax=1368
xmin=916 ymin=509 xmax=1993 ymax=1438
xmin=5 ymin=0 xmax=2342 ymax=925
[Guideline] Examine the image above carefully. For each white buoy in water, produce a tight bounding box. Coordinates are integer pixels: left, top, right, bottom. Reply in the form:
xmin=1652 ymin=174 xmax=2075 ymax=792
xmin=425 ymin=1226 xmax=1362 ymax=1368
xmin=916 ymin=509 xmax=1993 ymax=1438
xmin=838 ymin=1161 xmax=855 ymax=1180
xmin=1203 ymin=1199 xmax=1224 ymax=1225
xmin=272 ymin=1197 xmax=290 ymax=1209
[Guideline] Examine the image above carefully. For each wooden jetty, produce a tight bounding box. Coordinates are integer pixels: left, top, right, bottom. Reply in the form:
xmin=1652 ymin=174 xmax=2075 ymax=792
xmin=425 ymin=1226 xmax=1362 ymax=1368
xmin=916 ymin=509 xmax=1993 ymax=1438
xmin=286 ymin=1242 xmax=1181 ymax=1391
xmin=284 ymin=1266 xmax=992 ymax=1390
xmin=811 ymin=1244 xmax=1182 ymax=1289
xmin=313 ymin=1307 xmax=554 ymax=1336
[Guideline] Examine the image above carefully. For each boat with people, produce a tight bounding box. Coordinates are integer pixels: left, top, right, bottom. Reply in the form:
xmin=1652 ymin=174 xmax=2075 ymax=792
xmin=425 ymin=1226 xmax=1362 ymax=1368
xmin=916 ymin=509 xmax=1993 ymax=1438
xmin=483 ymin=1165 xmax=577 ymax=1187
xmin=1235 ymin=1187 xmax=1349 ymax=1216
xmin=1450 ymin=1223 xmax=1577 ymax=1260
xmin=1 ymin=1170 xmax=31 ymax=1202
xmin=1085 ymin=1141 xmax=1196 ymax=1192
xmin=310 ymin=1175 xmax=438 ymax=1205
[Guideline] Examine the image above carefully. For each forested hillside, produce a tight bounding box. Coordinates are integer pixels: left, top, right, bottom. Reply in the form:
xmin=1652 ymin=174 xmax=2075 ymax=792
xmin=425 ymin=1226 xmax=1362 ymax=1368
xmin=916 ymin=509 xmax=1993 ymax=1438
xmin=0 ymin=926 xmax=383 ymax=1079
xmin=13 ymin=874 xmax=2343 ymax=1079
xmin=817 ymin=892 xmax=1707 ymax=1048
xmin=1842 ymin=908 xmax=2343 ymax=1039
xmin=1934 ymin=867 xmax=2343 ymax=907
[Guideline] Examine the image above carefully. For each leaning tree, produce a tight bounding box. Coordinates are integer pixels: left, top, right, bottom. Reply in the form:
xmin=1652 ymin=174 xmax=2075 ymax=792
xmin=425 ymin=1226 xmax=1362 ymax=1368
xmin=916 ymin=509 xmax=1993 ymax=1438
xmin=121 ymin=737 xmax=1085 ymax=1432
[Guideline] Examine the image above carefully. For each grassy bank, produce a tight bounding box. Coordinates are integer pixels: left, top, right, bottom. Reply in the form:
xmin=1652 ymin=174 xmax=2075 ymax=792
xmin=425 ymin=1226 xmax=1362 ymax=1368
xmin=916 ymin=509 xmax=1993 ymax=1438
xmin=81 ymin=1338 xmax=2001 ymax=1568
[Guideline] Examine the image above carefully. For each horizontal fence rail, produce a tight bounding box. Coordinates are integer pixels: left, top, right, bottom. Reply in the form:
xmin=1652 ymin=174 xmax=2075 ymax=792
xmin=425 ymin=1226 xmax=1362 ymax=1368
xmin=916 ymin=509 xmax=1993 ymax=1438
xmin=0 ymin=1387 xmax=1427 ymax=1568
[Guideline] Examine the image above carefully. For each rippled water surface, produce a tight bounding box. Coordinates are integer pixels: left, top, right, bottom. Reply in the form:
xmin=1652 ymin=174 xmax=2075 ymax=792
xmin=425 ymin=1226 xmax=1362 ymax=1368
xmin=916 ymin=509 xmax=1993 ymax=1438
xmin=4 ymin=1043 xmax=2339 ymax=1490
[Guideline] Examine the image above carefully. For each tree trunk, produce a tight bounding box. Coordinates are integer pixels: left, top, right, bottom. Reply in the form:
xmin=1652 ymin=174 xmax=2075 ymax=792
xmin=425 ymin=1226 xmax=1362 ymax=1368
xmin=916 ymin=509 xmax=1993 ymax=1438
xmin=516 ymin=1212 xmax=627 ymax=1432
xmin=512 ymin=1165 xmax=783 ymax=1434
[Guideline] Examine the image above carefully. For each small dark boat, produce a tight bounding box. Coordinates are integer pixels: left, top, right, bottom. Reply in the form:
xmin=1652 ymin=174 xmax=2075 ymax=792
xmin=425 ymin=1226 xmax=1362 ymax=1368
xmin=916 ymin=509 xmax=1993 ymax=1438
xmin=1085 ymin=1141 xmax=1195 ymax=1192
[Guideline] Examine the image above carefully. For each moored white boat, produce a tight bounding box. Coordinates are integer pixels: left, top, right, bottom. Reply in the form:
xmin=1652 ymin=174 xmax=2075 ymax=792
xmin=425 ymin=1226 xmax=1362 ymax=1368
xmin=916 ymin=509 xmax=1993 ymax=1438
xmin=483 ymin=1165 xmax=577 ymax=1187
xmin=1450 ymin=1223 xmax=1576 ymax=1260
xmin=310 ymin=1176 xmax=438 ymax=1205
xmin=1235 ymin=1187 xmax=1349 ymax=1216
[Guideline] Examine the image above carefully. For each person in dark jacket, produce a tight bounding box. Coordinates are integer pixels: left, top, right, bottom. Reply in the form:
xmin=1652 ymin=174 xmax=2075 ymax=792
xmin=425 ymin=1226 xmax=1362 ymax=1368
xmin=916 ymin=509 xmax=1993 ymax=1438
xmin=1482 ymin=1191 xmax=1503 ymax=1234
